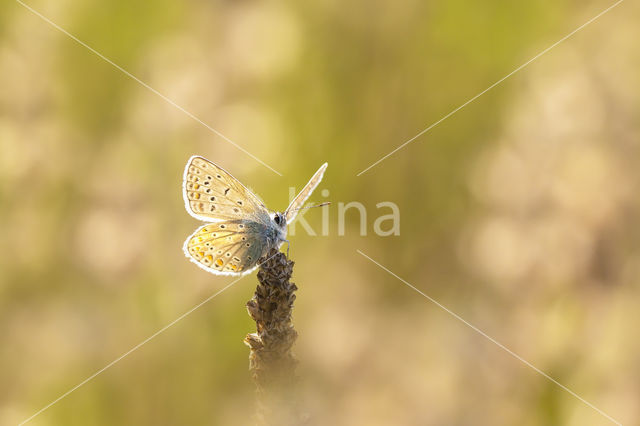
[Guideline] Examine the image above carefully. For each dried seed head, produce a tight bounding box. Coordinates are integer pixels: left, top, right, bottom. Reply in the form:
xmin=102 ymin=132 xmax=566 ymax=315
xmin=245 ymin=248 xmax=298 ymax=390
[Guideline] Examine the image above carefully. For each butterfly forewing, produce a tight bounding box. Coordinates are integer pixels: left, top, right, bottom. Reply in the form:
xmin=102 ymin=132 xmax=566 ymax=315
xmin=285 ymin=162 xmax=328 ymax=223
xmin=183 ymin=221 xmax=269 ymax=275
xmin=183 ymin=156 xmax=268 ymax=222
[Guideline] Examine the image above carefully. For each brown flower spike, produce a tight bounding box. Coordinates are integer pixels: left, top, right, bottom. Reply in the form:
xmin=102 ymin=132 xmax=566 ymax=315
xmin=245 ymin=248 xmax=300 ymax=424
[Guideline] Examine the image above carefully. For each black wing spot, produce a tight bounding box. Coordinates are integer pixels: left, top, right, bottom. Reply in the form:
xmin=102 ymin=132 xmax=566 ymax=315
xmin=237 ymin=200 xmax=243 ymax=206
xmin=224 ymin=188 xmax=230 ymax=195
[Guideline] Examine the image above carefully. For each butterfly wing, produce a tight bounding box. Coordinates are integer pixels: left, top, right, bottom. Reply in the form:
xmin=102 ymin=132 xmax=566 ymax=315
xmin=285 ymin=162 xmax=328 ymax=223
xmin=183 ymin=220 xmax=271 ymax=276
xmin=183 ymin=156 xmax=269 ymax=222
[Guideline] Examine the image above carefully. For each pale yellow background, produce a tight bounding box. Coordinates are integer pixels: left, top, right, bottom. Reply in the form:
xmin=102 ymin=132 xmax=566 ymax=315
xmin=1 ymin=1 xmax=639 ymax=425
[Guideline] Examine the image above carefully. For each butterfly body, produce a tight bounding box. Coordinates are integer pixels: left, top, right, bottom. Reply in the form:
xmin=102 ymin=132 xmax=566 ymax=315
xmin=182 ymin=156 xmax=326 ymax=276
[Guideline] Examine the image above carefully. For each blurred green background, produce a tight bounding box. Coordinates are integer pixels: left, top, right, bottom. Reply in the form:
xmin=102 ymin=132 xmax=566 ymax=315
xmin=1 ymin=0 xmax=639 ymax=425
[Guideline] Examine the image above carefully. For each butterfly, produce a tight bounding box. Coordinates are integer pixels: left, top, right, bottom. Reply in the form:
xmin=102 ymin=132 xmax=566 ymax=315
xmin=182 ymin=156 xmax=328 ymax=276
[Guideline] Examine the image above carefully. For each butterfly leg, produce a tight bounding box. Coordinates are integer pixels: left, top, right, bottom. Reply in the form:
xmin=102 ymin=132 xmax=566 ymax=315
xmin=284 ymin=239 xmax=290 ymax=257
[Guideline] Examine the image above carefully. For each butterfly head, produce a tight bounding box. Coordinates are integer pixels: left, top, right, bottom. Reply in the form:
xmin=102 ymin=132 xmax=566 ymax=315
xmin=271 ymin=212 xmax=288 ymax=244
xmin=273 ymin=212 xmax=287 ymax=228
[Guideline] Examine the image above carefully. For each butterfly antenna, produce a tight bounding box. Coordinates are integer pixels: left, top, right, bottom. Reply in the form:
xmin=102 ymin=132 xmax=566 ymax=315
xmin=291 ymin=202 xmax=330 ymax=212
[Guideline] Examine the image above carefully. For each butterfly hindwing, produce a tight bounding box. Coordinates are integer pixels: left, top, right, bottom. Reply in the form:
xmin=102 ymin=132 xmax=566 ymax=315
xmin=183 ymin=156 xmax=268 ymax=222
xmin=183 ymin=220 xmax=269 ymax=275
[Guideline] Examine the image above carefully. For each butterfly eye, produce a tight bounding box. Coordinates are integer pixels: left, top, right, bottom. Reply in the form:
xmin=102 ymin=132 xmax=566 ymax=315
xmin=274 ymin=215 xmax=281 ymax=225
